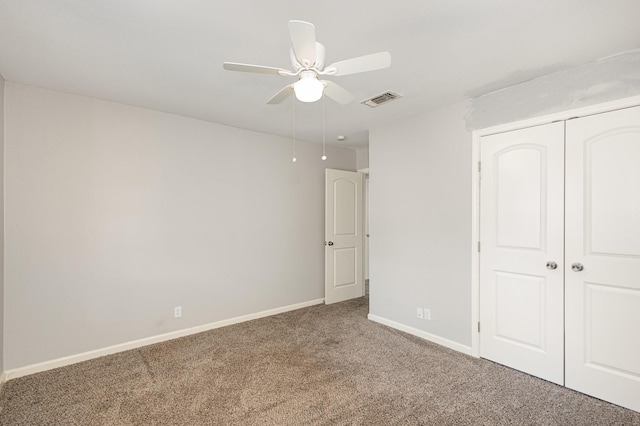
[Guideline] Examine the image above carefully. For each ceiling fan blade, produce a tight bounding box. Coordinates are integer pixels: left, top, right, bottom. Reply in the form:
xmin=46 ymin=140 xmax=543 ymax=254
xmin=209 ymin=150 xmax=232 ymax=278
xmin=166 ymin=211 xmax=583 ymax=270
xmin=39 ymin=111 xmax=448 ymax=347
xmin=267 ymin=85 xmax=294 ymax=104
xmin=223 ymin=62 xmax=289 ymax=76
xmin=326 ymin=52 xmax=391 ymax=76
xmin=288 ymin=20 xmax=317 ymax=67
xmin=323 ymin=81 xmax=355 ymax=105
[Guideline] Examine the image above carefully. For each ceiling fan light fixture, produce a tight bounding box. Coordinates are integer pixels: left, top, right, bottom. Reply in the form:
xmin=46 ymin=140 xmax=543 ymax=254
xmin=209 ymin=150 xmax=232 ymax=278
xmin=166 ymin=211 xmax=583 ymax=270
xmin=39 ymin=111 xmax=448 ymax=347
xmin=294 ymin=71 xmax=324 ymax=102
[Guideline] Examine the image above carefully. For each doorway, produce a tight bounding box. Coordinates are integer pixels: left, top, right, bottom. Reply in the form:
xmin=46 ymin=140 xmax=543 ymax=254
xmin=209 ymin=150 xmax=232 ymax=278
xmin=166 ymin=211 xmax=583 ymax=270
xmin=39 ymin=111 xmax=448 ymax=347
xmin=362 ymin=170 xmax=370 ymax=295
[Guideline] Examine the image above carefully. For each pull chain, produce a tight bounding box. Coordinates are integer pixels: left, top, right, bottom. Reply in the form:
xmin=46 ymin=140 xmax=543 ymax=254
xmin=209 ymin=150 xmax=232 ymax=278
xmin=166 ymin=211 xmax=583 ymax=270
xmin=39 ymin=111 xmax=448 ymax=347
xmin=321 ymin=94 xmax=327 ymax=161
xmin=292 ymin=96 xmax=297 ymax=163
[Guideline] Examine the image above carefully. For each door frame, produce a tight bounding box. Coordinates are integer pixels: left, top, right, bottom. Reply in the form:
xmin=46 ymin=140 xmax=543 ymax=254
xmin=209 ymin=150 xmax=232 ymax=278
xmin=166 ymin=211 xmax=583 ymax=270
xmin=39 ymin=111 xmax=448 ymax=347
xmin=470 ymin=94 xmax=640 ymax=357
xmin=358 ymin=168 xmax=369 ymax=284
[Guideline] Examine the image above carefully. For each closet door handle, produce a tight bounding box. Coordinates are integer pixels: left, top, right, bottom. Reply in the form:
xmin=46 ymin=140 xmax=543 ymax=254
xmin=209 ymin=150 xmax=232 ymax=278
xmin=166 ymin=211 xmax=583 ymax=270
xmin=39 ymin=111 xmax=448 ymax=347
xmin=571 ymin=263 xmax=584 ymax=272
xmin=546 ymin=261 xmax=558 ymax=270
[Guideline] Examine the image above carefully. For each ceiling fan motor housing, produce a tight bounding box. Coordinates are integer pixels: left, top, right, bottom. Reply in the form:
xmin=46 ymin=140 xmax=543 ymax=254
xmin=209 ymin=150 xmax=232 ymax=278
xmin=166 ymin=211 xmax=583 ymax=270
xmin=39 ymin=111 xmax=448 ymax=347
xmin=290 ymin=42 xmax=325 ymax=71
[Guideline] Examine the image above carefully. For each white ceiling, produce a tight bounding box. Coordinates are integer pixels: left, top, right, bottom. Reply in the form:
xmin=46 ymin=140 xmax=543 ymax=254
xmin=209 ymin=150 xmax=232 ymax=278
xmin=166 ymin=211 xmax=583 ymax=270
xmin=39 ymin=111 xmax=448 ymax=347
xmin=1 ymin=1 xmax=639 ymax=149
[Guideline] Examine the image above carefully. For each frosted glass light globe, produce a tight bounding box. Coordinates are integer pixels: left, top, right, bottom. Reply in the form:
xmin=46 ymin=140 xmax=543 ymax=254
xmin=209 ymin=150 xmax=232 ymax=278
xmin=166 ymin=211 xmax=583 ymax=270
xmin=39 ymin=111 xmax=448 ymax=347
xmin=294 ymin=72 xmax=324 ymax=103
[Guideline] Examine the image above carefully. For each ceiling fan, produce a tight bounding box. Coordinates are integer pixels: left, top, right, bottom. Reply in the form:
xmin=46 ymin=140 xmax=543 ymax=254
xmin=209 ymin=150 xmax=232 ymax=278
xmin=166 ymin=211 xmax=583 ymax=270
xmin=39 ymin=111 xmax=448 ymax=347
xmin=223 ymin=20 xmax=391 ymax=105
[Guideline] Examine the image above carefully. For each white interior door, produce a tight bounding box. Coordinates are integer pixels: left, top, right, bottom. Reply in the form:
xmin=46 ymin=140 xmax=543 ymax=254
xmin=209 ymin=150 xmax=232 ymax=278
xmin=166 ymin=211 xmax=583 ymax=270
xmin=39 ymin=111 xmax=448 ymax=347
xmin=479 ymin=122 xmax=565 ymax=385
xmin=325 ymin=169 xmax=364 ymax=304
xmin=565 ymin=106 xmax=640 ymax=412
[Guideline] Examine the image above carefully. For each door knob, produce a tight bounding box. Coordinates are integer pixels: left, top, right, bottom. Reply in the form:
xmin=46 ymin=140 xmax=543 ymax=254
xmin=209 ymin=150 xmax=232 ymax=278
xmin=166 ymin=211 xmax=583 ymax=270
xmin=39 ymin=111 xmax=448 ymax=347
xmin=571 ymin=263 xmax=584 ymax=272
xmin=326 ymin=241 xmax=334 ymax=246
xmin=546 ymin=261 xmax=558 ymax=270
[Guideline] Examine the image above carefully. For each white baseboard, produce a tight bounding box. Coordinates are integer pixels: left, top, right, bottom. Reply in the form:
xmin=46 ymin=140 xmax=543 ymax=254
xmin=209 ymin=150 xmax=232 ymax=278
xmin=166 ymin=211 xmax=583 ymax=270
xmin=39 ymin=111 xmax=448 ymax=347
xmin=367 ymin=313 xmax=475 ymax=357
xmin=4 ymin=298 xmax=325 ymax=381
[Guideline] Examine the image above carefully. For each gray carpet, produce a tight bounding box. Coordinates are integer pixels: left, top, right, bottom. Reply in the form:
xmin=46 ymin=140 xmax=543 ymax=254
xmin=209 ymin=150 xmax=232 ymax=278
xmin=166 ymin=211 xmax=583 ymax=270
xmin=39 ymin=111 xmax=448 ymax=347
xmin=1 ymin=297 xmax=639 ymax=425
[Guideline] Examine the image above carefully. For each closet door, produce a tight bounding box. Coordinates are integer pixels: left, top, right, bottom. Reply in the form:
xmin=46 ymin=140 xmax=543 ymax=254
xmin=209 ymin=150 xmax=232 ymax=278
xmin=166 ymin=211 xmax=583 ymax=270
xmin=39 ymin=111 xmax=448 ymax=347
xmin=565 ymin=106 xmax=640 ymax=412
xmin=479 ymin=122 xmax=565 ymax=385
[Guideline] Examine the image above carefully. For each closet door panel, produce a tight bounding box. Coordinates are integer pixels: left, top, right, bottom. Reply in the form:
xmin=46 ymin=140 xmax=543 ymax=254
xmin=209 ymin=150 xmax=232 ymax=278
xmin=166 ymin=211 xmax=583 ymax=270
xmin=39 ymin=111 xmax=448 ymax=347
xmin=565 ymin=105 xmax=640 ymax=412
xmin=479 ymin=122 xmax=565 ymax=385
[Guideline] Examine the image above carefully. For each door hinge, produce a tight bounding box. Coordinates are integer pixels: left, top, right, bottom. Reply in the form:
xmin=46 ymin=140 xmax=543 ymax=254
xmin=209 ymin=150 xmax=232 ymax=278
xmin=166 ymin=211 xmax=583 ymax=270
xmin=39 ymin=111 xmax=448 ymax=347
xmin=477 ymin=241 xmax=480 ymax=252
xmin=478 ymin=161 xmax=481 ymax=173
xmin=478 ymin=322 xmax=481 ymax=333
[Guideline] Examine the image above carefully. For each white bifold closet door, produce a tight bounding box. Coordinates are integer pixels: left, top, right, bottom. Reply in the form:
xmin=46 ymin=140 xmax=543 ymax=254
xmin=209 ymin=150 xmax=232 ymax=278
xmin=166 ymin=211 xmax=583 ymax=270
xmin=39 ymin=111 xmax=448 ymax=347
xmin=565 ymin=106 xmax=640 ymax=412
xmin=480 ymin=105 xmax=640 ymax=412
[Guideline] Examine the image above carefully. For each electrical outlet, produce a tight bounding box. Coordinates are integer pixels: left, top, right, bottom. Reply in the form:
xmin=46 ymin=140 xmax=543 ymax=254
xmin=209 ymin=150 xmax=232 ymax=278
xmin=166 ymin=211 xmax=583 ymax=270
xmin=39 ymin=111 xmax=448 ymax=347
xmin=416 ymin=307 xmax=424 ymax=319
xmin=174 ymin=306 xmax=182 ymax=318
xmin=424 ymin=308 xmax=431 ymax=320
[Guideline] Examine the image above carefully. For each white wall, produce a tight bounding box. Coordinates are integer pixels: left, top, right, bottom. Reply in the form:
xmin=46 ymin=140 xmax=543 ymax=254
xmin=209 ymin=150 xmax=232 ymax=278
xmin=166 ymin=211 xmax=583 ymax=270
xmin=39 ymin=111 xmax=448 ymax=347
xmin=0 ymin=75 xmax=5 ymax=373
xmin=4 ymin=83 xmax=356 ymax=370
xmin=355 ymin=148 xmax=369 ymax=170
xmin=369 ymin=50 xmax=640 ymax=350
xmin=369 ymin=101 xmax=472 ymax=346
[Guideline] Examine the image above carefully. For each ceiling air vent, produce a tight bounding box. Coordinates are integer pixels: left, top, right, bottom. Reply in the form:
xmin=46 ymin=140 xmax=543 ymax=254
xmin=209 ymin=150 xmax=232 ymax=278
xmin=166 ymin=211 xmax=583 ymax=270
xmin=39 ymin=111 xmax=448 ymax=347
xmin=361 ymin=91 xmax=402 ymax=108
